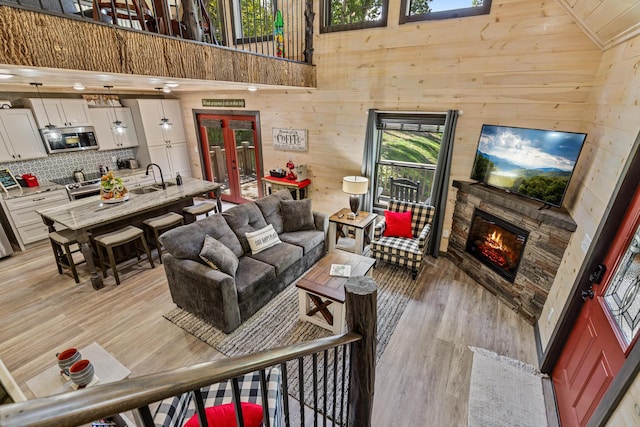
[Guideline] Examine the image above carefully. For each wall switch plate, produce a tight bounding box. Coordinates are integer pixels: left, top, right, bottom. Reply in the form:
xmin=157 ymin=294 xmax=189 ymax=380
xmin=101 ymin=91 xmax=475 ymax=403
xmin=581 ymin=233 xmax=592 ymax=254
xmin=547 ymin=307 xmax=554 ymax=322
xmin=443 ymin=229 xmax=450 ymax=238
xmin=111 ymin=156 xmax=117 ymax=163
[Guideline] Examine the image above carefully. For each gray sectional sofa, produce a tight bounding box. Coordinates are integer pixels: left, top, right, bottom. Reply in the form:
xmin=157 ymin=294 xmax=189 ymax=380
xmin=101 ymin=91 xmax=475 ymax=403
xmin=159 ymin=190 xmax=328 ymax=333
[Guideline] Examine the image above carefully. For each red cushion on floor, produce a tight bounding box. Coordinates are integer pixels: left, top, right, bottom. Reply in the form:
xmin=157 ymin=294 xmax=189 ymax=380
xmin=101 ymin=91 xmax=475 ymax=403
xmin=183 ymin=402 xmax=263 ymax=427
xmin=383 ymin=210 xmax=413 ymax=238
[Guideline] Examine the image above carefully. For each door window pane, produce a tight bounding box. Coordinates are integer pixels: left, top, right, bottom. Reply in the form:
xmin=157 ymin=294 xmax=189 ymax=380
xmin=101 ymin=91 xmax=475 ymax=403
xmin=206 ymin=126 xmax=230 ymax=195
xmin=233 ymin=127 xmax=259 ymax=200
xmin=604 ymin=225 xmax=640 ymax=346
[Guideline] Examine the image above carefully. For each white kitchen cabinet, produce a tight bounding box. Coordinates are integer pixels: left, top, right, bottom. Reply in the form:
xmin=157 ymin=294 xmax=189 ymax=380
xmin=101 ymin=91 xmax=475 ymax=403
xmin=0 ymin=109 xmax=48 ymax=162
xmin=121 ymin=99 xmax=190 ymax=178
xmin=147 ymin=143 xmax=192 ymax=180
xmin=121 ymin=99 xmax=186 ymax=146
xmin=25 ymin=98 xmax=92 ymax=128
xmin=90 ymin=107 xmax=139 ymax=150
xmin=1 ymin=189 xmax=69 ymax=250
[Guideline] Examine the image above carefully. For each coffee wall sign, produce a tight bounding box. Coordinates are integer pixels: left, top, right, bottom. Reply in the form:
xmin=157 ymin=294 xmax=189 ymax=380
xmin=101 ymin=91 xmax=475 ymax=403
xmin=272 ymin=128 xmax=308 ymax=152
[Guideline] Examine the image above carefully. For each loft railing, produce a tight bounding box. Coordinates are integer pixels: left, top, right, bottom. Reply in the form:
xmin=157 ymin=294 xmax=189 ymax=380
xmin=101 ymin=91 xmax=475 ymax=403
xmin=0 ymin=0 xmax=314 ymax=63
xmin=0 ymin=278 xmax=377 ymax=427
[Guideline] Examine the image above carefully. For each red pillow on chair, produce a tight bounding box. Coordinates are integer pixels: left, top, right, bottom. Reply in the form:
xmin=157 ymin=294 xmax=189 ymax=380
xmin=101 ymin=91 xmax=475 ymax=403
xmin=183 ymin=402 xmax=263 ymax=427
xmin=383 ymin=210 xmax=413 ymax=238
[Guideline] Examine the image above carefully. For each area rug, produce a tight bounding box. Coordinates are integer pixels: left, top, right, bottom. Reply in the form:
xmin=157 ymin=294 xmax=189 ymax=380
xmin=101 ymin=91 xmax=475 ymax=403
xmin=467 ymin=347 xmax=548 ymax=427
xmin=164 ymin=263 xmax=419 ymax=422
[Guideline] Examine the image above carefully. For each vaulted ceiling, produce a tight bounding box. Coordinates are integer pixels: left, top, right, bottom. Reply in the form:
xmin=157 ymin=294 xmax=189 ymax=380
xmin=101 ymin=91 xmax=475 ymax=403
xmin=556 ymin=0 xmax=640 ymax=49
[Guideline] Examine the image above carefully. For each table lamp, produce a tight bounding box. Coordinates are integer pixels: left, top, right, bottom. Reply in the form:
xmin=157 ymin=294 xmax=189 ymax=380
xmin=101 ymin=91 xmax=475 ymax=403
xmin=342 ymin=176 xmax=369 ymax=216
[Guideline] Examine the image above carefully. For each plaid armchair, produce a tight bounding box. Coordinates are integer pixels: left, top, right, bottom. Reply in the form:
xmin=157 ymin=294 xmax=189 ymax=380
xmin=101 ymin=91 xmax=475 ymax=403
xmin=370 ymin=200 xmax=435 ymax=279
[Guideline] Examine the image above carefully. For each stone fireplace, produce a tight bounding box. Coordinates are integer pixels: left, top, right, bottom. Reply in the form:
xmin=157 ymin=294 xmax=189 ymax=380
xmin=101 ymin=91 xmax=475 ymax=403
xmin=448 ymin=181 xmax=577 ymax=324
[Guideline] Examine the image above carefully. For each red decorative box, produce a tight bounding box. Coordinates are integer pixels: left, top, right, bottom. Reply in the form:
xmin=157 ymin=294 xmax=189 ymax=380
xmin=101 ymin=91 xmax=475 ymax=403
xmin=22 ymin=174 xmax=39 ymax=187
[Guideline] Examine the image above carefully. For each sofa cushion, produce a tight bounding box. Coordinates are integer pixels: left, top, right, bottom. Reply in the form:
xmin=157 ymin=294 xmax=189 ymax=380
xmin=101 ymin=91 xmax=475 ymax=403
xmin=199 ymin=235 xmax=239 ymax=277
xmin=223 ymin=202 xmax=269 ymax=254
xmin=255 ymin=189 xmax=293 ymax=234
xmin=280 ymin=230 xmax=325 ymax=254
xmin=383 ymin=210 xmax=414 ymax=238
xmin=245 ymin=224 xmax=282 ymax=254
xmin=280 ymin=199 xmax=315 ymax=232
xmin=247 ymin=241 xmax=303 ymax=276
xmin=235 ymin=257 xmax=277 ymax=303
xmin=183 ymin=402 xmax=263 ymax=427
xmin=159 ymin=215 xmax=243 ymax=262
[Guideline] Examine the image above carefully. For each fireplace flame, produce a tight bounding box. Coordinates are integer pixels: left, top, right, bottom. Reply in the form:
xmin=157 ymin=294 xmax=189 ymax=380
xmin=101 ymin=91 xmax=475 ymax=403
xmin=487 ymin=230 xmax=504 ymax=250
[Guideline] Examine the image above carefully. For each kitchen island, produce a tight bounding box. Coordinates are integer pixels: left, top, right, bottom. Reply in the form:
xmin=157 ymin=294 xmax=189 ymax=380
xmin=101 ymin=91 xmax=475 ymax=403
xmin=37 ymin=178 xmax=221 ymax=290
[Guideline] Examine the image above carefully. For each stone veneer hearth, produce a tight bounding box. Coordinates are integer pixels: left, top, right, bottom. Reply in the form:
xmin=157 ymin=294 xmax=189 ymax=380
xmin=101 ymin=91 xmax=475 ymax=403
xmin=448 ymin=181 xmax=577 ymax=324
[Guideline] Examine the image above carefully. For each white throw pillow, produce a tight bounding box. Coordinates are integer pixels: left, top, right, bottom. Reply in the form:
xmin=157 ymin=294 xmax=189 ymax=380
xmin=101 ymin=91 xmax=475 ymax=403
xmin=245 ymin=224 xmax=282 ymax=255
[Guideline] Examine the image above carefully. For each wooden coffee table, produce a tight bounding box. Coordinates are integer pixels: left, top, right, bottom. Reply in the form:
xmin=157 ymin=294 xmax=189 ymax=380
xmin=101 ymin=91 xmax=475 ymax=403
xmin=296 ymin=250 xmax=376 ymax=334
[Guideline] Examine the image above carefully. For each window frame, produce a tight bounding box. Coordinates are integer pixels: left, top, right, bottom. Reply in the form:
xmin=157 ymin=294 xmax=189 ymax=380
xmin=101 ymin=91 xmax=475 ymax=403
xmin=399 ymin=0 xmax=492 ymax=24
xmin=320 ymin=0 xmax=389 ymax=34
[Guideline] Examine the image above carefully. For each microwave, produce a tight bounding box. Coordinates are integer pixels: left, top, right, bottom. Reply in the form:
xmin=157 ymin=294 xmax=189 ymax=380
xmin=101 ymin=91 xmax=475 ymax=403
xmin=42 ymin=126 xmax=99 ymax=154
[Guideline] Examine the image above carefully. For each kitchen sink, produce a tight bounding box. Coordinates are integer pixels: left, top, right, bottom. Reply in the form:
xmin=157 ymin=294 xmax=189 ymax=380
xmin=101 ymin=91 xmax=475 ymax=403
xmin=130 ymin=186 xmax=160 ymax=195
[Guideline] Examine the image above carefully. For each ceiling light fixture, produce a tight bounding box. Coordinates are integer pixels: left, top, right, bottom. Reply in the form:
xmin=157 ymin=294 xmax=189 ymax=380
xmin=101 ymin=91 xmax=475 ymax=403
xmin=247 ymin=85 xmax=258 ymax=92
xmin=72 ymin=83 xmax=85 ymax=91
xmin=30 ymin=82 xmax=62 ymax=143
xmin=104 ymin=85 xmax=126 ymax=136
xmin=166 ymin=82 xmax=179 ymax=88
xmin=0 ymin=74 xmax=15 ymax=80
xmin=155 ymin=87 xmax=172 ymax=131
xmin=162 ymin=85 xmax=171 ymax=93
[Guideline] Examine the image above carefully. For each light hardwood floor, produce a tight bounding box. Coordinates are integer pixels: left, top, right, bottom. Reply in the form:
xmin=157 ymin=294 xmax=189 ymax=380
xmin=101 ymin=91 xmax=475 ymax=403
xmin=0 ymin=240 xmax=538 ymax=425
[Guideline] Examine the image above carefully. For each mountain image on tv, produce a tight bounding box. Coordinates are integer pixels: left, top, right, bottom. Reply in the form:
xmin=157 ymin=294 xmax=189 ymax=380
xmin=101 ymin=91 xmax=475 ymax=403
xmin=471 ymin=125 xmax=586 ymax=207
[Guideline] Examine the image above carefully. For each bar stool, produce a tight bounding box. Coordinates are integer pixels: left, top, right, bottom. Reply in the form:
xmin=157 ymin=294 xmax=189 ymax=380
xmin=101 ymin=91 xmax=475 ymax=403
xmin=182 ymin=202 xmax=217 ymax=222
xmin=49 ymin=229 xmax=85 ymax=284
xmin=143 ymin=212 xmax=184 ymax=264
xmin=94 ymin=225 xmax=155 ymax=285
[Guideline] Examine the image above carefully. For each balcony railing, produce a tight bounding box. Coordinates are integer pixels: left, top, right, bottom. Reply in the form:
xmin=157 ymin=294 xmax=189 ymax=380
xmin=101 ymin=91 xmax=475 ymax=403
xmin=0 ymin=0 xmax=314 ymax=63
xmin=0 ymin=278 xmax=377 ymax=427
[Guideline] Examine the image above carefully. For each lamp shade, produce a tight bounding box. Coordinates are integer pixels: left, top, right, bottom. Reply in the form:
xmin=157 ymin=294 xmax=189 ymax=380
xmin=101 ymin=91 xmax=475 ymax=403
xmin=342 ymin=176 xmax=369 ymax=195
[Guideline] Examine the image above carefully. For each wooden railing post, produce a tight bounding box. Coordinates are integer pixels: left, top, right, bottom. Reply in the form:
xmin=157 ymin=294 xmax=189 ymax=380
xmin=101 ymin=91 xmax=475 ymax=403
xmin=345 ymin=276 xmax=377 ymax=427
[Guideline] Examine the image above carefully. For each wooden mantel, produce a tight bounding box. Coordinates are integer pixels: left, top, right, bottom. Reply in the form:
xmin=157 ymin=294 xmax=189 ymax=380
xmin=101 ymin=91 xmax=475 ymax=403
xmin=0 ymin=6 xmax=316 ymax=88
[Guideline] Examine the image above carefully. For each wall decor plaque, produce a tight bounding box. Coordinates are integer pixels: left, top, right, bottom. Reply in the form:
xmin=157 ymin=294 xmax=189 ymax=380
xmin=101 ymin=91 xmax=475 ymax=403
xmin=202 ymin=99 xmax=246 ymax=108
xmin=272 ymin=128 xmax=308 ymax=152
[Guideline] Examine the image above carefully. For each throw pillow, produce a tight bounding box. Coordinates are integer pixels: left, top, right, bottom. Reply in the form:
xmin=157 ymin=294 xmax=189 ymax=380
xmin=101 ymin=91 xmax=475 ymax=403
xmin=183 ymin=402 xmax=263 ymax=427
xmin=280 ymin=199 xmax=315 ymax=232
xmin=383 ymin=210 xmax=414 ymax=238
xmin=199 ymin=235 xmax=240 ymax=277
xmin=245 ymin=224 xmax=282 ymax=254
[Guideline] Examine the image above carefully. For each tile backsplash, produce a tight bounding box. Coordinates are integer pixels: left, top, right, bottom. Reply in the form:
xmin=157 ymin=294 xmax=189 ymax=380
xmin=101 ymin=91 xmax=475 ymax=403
xmin=0 ymin=148 xmax=136 ymax=182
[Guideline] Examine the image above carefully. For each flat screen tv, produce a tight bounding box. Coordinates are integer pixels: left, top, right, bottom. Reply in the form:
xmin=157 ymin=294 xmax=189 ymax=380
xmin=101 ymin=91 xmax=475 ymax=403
xmin=470 ymin=124 xmax=587 ymax=207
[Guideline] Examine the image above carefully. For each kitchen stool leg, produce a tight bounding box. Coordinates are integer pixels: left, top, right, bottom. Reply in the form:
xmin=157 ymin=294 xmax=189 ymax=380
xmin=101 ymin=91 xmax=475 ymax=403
xmin=140 ymin=236 xmax=155 ymax=269
xmin=96 ymin=245 xmax=108 ymax=278
xmin=50 ymin=239 xmax=64 ymax=275
xmin=106 ymin=246 xmax=120 ymax=286
xmin=63 ymin=242 xmax=80 ymax=284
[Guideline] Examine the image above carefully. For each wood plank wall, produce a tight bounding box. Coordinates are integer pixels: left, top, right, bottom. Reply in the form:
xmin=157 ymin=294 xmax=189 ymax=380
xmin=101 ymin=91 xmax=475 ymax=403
xmin=177 ymin=0 xmax=601 ymax=253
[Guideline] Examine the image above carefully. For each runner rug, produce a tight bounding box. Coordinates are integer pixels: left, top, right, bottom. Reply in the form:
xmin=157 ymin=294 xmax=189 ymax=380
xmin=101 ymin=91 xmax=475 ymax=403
xmin=467 ymin=347 xmax=548 ymax=427
xmin=164 ymin=263 xmax=419 ymax=423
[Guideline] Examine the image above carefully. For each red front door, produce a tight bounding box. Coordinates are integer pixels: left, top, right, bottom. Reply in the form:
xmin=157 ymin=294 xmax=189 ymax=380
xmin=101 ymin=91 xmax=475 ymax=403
xmin=553 ymin=186 xmax=640 ymax=426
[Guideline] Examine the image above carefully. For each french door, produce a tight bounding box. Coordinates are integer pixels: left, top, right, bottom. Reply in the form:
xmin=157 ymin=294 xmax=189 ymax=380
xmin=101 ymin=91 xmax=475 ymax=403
xmin=553 ymin=186 xmax=640 ymax=426
xmin=197 ymin=113 xmax=263 ymax=204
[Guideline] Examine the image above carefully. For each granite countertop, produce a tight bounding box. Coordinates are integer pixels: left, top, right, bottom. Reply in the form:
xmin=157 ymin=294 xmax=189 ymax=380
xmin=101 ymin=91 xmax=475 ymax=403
xmin=36 ymin=178 xmax=220 ymax=230
xmin=1 ymin=181 xmax=66 ymax=200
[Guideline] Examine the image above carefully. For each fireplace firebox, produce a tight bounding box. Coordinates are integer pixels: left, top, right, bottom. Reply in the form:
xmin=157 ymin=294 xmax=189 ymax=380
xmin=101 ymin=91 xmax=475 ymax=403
xmin=465 ymin=209 xmax=529 ymax=283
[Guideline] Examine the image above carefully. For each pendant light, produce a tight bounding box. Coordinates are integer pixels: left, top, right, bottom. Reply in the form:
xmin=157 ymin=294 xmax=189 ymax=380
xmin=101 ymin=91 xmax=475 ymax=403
xmin=155 ymin=87 xmax=172 ymax=131
xmin=30 ymin=82 xmax=62 ymax=143
xmin=104 ymin=85 xmax=126 ymax=136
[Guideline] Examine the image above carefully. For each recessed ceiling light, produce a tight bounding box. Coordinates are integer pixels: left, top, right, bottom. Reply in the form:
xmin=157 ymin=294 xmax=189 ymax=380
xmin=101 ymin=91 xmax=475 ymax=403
xmin=162 ymin=85 xmax=171 ymax=93
xmin=166 ymin=82 xmax=179 ymax=88
xmin=248 ymin=85 xmax=258 ymax=92
xmin=72 ymin=83 xmax=85 ymax=90
xmin=0 ymin=74 xmax=15 ymax=80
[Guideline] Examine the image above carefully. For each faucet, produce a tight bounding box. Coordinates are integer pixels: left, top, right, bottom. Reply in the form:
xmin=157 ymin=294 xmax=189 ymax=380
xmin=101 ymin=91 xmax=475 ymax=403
xmin=146 ymin=163 xmax=166 ymax=189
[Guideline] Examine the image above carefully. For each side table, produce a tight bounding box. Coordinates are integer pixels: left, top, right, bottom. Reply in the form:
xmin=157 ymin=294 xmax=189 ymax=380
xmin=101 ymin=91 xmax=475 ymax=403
xmin=26 ymin=342 xmax=131 ymax=398
xmin=328 ymin=208 xmax=378 ymax=255
xmin=263 ymin=176 xmax=311 ymax=200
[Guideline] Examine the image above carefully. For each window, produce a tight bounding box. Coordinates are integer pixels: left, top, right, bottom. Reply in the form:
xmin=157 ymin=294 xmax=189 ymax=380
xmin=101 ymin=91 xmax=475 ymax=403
xmin=320 ymin=0 xmax=389 ymax=33
xmin=399 ymin=0 xmax=492 ymax=24
xmin=362 ymin=110 xmax=459 ymax=256
xmin=373 ymin=114 xmax=445 ymax=207
xmin=231 ymin=0 xmax=275 ymax=43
